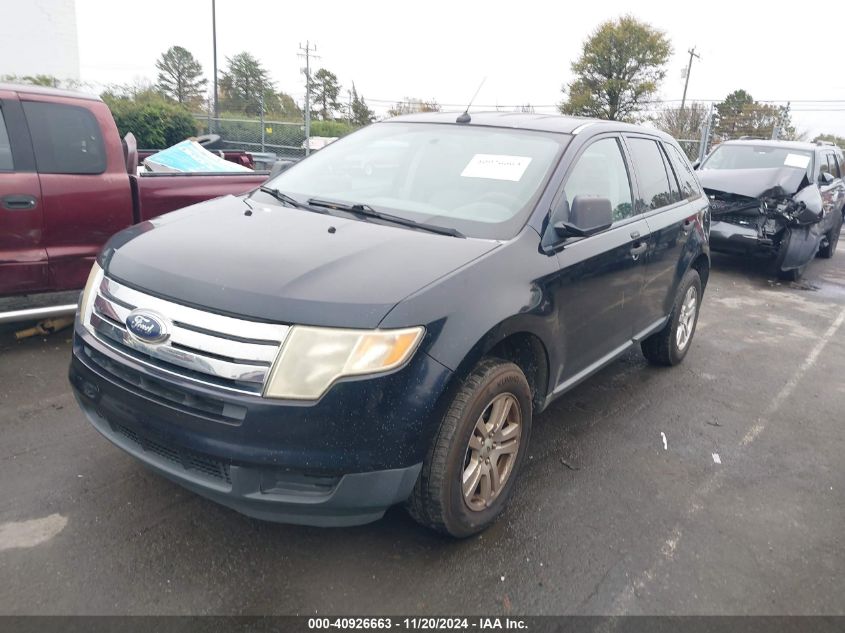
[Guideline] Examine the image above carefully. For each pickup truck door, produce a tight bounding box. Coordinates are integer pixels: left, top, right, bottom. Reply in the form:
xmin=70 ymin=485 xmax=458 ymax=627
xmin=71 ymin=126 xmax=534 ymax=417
xmin=0 ymin=93 xmax=47 ymax=296
xmin=21 ymin=96 xmax=133 ymax=292
xmin=544 ymin=134 xmax=650 ymax=390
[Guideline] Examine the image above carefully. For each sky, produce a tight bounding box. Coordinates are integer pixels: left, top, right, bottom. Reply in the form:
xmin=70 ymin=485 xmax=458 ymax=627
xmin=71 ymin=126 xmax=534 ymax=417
xmin=74 ymin=0 xmax=845 ymax=138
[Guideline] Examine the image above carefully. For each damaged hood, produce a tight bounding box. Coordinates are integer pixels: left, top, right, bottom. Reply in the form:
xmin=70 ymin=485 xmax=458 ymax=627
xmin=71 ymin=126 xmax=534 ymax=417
xmin=100 ymin=195 xmax=500 ymax=328
xmin=698 ymin=166 xmax=810 ymax=200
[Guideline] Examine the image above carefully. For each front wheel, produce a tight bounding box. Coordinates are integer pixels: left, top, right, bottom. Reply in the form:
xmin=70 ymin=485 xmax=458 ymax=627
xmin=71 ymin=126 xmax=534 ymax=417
xmin=818 ymin=223 xmax=841 ymax=259
xmin=641 ymin=269 xmax=702 ymax=366
xmin=406 ymin=358 xmax=533 ymax=537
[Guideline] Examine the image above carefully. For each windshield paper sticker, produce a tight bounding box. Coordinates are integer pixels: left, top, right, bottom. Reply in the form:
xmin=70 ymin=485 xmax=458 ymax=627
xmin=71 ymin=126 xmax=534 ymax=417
xmin=461 ymin=154 xmax=532 ymax=181
xmin=784 ymin=153 xmax=811 ymax=169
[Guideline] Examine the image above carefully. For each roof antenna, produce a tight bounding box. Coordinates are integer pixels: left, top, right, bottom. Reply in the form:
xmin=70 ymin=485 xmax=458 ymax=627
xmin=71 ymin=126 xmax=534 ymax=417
xmin=456 ymin=77 xmax=486 ymax=124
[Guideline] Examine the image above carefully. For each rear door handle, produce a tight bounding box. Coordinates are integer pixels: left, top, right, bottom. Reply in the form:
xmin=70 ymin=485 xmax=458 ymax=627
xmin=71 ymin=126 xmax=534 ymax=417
xmin=2 ymin=195 xmax=37 ymax=210
xmin=630 ymin=241 xmax=648 ymax=260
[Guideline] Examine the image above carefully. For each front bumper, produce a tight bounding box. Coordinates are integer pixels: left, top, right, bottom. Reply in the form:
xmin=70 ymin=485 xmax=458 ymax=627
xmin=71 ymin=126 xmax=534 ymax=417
xmin=69 ymin=325 xmax=452 ymax=526
xmin=708 ymin=220 xmax=773 ymax=255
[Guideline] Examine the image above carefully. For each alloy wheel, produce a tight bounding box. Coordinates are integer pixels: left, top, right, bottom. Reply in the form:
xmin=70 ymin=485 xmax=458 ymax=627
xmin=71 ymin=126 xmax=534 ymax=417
xmin=462 ymin=393 xmax=522 ymax=511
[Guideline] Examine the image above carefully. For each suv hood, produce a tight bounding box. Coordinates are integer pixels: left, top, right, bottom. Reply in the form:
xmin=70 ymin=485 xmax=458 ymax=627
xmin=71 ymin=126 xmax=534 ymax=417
xmin=698 ymin=166 xmax=809 ymax=199
xmin=101 ymin=195 xmax=499 ymax=328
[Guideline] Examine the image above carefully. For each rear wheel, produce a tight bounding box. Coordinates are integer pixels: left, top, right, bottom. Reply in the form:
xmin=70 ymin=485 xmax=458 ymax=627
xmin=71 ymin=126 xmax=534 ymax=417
xmin=407 ymin=358 xmax=532 ymax=537
xmin=641 ymin=269 xmax=702 ymax=366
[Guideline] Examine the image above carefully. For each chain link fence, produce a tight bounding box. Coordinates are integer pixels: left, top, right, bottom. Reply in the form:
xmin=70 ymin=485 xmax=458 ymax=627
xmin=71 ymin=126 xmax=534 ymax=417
xmin=194 ymin=114 xmax=307 ymax=160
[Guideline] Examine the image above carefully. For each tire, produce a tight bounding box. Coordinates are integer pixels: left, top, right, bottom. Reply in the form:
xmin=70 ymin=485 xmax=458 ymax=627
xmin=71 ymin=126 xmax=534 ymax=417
xmin=406 ymin=358 xmax=533 ymax=537
xmin=641 ymin=269 xmax=702 ymax=367
xmin=818 ymin=223 xmax=841 ymax=259
xmin=778 ymin=265 xmax=807 ymax=282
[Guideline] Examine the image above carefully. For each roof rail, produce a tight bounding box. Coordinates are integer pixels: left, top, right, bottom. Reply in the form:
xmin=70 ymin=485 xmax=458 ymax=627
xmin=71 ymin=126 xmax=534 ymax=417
xmin=737 ymin=136 xmax=764 ymax=141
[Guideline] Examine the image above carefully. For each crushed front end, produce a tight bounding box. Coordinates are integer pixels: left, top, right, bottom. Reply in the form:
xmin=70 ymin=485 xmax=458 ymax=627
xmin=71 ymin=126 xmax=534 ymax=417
xmin=700 ymin=167 xmax=824 ymax=274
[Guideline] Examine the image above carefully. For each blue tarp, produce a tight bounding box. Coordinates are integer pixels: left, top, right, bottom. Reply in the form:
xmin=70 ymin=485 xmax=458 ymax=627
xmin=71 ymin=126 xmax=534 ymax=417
xmin=143 ymin=140 xmax=252 ymax=173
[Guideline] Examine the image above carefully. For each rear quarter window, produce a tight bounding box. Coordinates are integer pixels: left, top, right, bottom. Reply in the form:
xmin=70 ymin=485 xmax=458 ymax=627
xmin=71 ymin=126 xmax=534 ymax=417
xmin=22 ymin=101 xmax=106 ymax=175
xmin=665 ymin=143 xmax=702 ymax=200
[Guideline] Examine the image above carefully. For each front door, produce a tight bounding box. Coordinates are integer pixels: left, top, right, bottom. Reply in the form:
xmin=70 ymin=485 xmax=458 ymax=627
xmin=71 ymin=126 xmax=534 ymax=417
xmin=546 ymin=135 xmax=649 ymax=390
xmin=0 ymin=93 xmax=46 ymax=296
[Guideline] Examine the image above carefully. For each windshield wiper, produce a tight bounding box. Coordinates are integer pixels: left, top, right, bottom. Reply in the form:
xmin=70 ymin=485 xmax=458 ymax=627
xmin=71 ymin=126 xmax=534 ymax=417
xmin=306 ymin=197 xmax=465 ymax=238
xmin=255 ymin=186 xmax=327 ymax=214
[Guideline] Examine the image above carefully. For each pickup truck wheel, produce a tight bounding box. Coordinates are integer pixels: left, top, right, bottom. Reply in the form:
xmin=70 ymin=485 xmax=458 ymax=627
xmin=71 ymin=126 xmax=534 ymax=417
xmin=818 ymin=224 xmax=841 ymax=259
xmin=641 ymin=269 xmax=702 ymax=367
xmin=406 ymin=358 xmax=532 ymax=537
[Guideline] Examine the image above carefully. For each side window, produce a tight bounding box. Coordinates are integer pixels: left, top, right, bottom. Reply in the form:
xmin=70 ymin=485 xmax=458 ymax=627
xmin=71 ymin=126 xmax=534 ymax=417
xmin=665 ymin=143 xmax=702 ymax=200
xmin=0 ymin=107 xmax=12 ymax=171
xmin=563 ymin=137 xmax=634 ymax=223
xmin=836 ymin=152 xmax=845 ymax=178
xmin=828 ymin=153 xmax=841 ymax=178
xmin=819 ymin=153 xmax=832 ymax=178
xmin=22 ymin=101 xmax=106 ymax=175
xmin=626 ymin=137 xmax=675 ymax=212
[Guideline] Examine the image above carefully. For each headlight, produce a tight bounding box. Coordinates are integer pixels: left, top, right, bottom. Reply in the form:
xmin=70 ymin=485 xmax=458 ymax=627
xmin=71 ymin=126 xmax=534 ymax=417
xmin=79 ymin=262 xmax=104 ymax=328
xmin=264 ymin=326 xmax=424 ymax=400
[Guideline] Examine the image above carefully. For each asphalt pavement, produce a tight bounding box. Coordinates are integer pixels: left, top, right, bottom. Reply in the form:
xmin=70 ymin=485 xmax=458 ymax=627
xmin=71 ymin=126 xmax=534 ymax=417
xmin=1 ymin=242 xmax=844 ymax=615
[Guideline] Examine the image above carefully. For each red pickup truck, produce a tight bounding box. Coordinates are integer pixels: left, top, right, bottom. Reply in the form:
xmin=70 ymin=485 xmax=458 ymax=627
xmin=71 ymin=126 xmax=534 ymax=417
xmin=0 ymin=83 xmax=268 ymax=322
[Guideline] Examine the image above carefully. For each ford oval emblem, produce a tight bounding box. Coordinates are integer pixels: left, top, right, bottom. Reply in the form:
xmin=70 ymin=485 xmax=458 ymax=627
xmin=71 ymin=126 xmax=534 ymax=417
xmin=125 ymin=309 xmax=170 ymax=344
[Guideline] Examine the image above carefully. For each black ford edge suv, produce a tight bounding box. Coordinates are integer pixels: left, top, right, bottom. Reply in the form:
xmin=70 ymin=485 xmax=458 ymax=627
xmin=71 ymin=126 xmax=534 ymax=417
xmin=70 ymin=112 xmax=710 ymax=537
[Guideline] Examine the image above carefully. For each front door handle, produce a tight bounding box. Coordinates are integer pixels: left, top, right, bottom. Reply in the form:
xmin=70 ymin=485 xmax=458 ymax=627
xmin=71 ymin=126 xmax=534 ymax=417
xmin=2 ymin=195 xmax=37 ymax=210
xmin=630 ymin=241 xmax=648 ymax=261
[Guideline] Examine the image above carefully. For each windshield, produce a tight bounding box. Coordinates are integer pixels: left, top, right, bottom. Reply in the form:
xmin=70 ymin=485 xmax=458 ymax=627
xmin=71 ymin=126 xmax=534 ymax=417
xmin=266 ymin=122 xmax=568 ymax=239
xmin=702 ymin=144 xmax=814 ymax=180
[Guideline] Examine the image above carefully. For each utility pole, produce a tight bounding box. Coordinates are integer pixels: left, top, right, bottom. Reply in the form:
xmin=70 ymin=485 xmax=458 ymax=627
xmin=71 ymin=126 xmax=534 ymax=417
xmin=680 ymin=46 xmax=700 ymax=111
xmin=211 ymin=0 xmax=219 ymax=131
xmin=298 ymin=41 xmax=318 ymax=156
xmin=698 ymin=103 xmax=715 ymax=164
xmin=260 ymin=92 xmax=265 ymax=152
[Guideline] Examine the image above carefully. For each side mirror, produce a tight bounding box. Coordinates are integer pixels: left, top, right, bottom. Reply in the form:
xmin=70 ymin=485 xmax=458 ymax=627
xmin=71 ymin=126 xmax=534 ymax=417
xmin=269 ymin=159 xmax=296 ymax=178
xmin=554 ymin=196 xmax=613 ymax=239
xmin=820 ymin=171 xmax=835 ymax=186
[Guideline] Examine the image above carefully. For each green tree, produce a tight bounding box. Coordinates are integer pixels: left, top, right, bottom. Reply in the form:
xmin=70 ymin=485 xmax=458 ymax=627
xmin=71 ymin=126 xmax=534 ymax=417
xmin=272 ymin=92 xmax=302 ymax=121
xmin=310 ymin=68 xmax=341 ymax=120
xmin=559 ymin=15 xmax=672 ymax=121
xmin=349 ymin=83 xmax=375 ymax=126
xmin=714 ymin=90 xmax=800 ymax=140
xmin=219 ymin=52 xmax=278 ymax=116
xmin=155 ymin=46 xmax=207 ymax=106
xmin=387 ymin=97 xmax=441 ymax=117
xmin=102 ymin=92 xmax=198 ymax=149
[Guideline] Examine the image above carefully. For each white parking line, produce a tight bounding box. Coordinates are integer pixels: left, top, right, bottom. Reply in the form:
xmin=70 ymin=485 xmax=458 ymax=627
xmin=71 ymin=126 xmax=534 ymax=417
xmin=609 ymin=304 xmax=845 ymax=615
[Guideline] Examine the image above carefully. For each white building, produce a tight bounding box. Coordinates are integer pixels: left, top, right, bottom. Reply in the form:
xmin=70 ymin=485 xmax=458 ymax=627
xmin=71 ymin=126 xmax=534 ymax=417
xmin=0 ymin=0 xmax=80 ymax=82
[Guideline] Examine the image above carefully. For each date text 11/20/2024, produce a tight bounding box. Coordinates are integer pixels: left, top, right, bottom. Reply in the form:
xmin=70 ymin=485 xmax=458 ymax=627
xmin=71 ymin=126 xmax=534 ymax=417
xmin=307 ymin=617 xmax=528 ymax=630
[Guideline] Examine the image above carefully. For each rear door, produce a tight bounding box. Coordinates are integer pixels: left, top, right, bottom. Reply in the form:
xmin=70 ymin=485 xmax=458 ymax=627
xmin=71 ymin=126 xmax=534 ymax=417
xmin=624 ymin=136 xmax=705 ymax=335
xmin=21 ymin=97 xmax=132 ymax=291
xmin=0 ymin=91 xmax=47 ymax=296
xmin=547 ymin=134 xmax=650 ymax=387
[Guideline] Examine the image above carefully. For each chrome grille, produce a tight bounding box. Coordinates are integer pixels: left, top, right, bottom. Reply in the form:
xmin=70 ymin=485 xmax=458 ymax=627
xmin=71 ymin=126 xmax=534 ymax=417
xmin=85 ymin=275 xmax=289 ymax=395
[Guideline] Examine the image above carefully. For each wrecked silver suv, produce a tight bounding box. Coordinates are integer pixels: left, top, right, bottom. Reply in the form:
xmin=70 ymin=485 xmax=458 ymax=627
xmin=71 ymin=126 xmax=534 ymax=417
xmin=697 ymin=140 xmax=845 ymax=280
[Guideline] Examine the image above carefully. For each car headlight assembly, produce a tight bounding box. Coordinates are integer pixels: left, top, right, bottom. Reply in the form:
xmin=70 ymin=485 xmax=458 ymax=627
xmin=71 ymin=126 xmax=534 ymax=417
xmin=263 ymin=326 xmax=424 ymax=400
xmin=79 ymin=262 xmax=104 ymax=329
